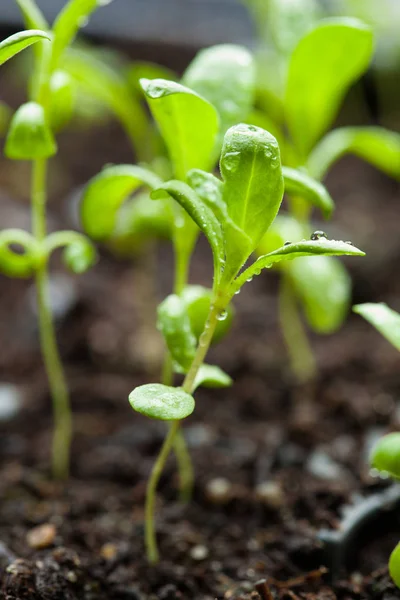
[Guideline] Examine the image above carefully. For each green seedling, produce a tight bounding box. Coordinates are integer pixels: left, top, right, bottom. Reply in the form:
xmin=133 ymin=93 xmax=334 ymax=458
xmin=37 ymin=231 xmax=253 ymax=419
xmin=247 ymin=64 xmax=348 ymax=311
xmin=245 ymin=0 xmax=400 ymax=382
xmin=0 ymin=0 xmax=106 ymax=479
xmin=128 ymin=122 xmax=365 ymax=563
xmin=354 ymin=303 xmax=400 ymax=587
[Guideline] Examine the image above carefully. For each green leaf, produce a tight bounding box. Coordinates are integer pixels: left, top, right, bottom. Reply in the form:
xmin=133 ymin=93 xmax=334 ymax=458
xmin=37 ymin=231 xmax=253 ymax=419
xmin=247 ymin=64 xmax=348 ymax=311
xmin=44 ymin=231 xmax=97 ymax=274
xmin=0 ymin=229 xmax=42 ymax=278
xmin=140 ymin=78 xmax=219 ymax=179
xmin=289 ymin=256 xmax=351 ymax=334
xmin=0 ymin=30 xmax=50 ymax=67
xmin=152 ymin=180 xmax=225 ymax=284
xmin=129 ymin=383 xmax=195 ymax=421
xmin=232 ymin=238 xmax=364 ymax=295
xmin=50 ymin=0 xmax=99 ymax=70
xmin=15 ymin=0 xmax=49 ymax=30
xmin=220 ymin=124 xmax=284 ymax=269
xmin=192 ymin=364 xmax=232 ymax=391
xmin=127 ymin=61 xmax=177 ymax=92
xmin=81 ymin=164 xmax=163 ymax=240
xmin=285 ymin=18 xmax=374 ymax=157
xmin=353 ymin=303 xmax=400 ymax=351
xmin=48 ymin=69 xmax=76 ymax=132
xmin=308 ymin=127 xmax=400 ymax=180
xmin=180 ymin=285 xmax=233 ymax=345
xmin=390 ymin=543 xmax=400 ymax=588
xmin=267 ymin=0 xmax=320 ymax=55
xmin=256 ymin=213 xmax=306 ymax=257
xmin=5 ymin=101 xmax=57 ymax=160
xmin=370 ymin=432 xmax=400 ymax=478
xmin=282 ymin=166 xmax=334 ymax=218
xmin=61 ymin=48 xmax=148 ymax=155
xmin=182 ymin=44 xmax=255 ymax=150
xmin=157 ymin=294 xmax=196 ymax=372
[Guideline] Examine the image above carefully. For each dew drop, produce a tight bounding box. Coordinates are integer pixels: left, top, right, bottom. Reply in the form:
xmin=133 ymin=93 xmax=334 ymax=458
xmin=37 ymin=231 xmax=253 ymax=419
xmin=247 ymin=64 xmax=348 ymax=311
xmin=234 ymin=289 xmax=241 ymax=295
xmin=246 ymin=276 xmax=253 ymax=283
xmin=217 ymin=310 xmax=228 ymax=322
xmin=310 ymin=230 xmax=328 ymax=241
xmin=77 ymin=15 xmax=89 ymax=27
xmin=97 ymin=0 xmax=113 ymax=4
xmin=284 ymin=241 xmax=291 ymax=246
xmin=221 ymin=152 xmax=240 ymax=174
xmin=345 ymin=240 xmax=354 ymax=246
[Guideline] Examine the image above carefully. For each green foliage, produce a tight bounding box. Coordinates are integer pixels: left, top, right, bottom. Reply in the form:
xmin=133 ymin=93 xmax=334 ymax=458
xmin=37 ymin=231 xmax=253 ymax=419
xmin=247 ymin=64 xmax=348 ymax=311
xmin=353 ymin=303 xmax=400 ymax=351
xmin=5 ymin=102 xmax=57 ymax=159
xmin=390 ymin=544 xmax=400 ymax=589
xmin=192 ymin=364 xmax=232 ymax=391
xmin=370 ymin=432 xmax=400 ymax=478
xmin=0 ymin=30 xmax=50 ymax=66
xmin=48 ymin=69 xmax=76 ymax=132
xmin=180 ymin=285 xmax=233 ymax=345
xmin=129 ymin=384 xmax=195 ymax=421
xmin=157 ymin=295 xmax=197 ymax=372
xmin=285 ymin=18 xmax=374 ymax=157
xmin=282 ymin=166 xmax=334 ymax=218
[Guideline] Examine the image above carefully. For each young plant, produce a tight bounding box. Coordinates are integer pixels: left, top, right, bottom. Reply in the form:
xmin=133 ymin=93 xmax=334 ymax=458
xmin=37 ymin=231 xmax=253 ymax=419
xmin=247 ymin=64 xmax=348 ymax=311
xmin=353 ymin=303 xmax=400 ymax=586
xmin=0 ymin=0 xmax=106 ymax=479
xmin=127 ymin=122 xmax=365 ymax=563
xmin=245 ymin=0 xmax=400 ymax=382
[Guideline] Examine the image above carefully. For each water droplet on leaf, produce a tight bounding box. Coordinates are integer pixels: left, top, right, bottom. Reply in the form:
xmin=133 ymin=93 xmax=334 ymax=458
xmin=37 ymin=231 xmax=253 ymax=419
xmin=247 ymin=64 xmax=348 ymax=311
xmin=284 ymin=241 xmax=291 ymax=246
xmin=217 ymin=310 xmax=228 ymax=322
xmin=310 ymin=230 xmax=328 ymax=241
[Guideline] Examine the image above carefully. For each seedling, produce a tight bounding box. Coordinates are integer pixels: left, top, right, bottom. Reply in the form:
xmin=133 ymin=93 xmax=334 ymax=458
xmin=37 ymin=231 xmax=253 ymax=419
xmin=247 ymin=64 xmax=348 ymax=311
xmin=246 ymin=0 xmax=400 ymax=381
xmin=0 ymin=0 xmax=105 ymax=479
xmin=353 ymin=302 xmax=400 ymax=586
xmin=126 ymin=122 xmax=365 ymax=563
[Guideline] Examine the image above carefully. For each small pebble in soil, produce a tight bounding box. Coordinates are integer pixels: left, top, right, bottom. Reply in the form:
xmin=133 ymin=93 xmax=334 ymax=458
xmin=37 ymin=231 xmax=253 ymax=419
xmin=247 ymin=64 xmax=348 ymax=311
xmin=26 ymin=523 xmax=56 ymax=549
xmin=255 ymin=481 xmax=284 ymax=509
xmin=0 ymin=383 xmax=22 ymax=421
xmin=100 ymin=542 xmax=118 ymax=561
xmin=190 ymin=544 xmax=209 ymax=561
xmin=205 ymin=477 xmax=233 ymax=504
xmin=306 ymin=449 xmax=347 ymax=481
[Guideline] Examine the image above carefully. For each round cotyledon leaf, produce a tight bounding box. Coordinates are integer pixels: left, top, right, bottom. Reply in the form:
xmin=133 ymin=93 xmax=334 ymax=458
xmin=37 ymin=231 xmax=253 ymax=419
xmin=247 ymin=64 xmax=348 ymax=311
xmin=370 ymin=432 xmax=400 ymax=479
xmin=129 ymin=383 xmax=195 ymax=421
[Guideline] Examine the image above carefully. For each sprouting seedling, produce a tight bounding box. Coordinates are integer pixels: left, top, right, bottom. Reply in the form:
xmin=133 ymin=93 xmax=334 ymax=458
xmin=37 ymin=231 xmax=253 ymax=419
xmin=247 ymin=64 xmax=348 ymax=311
xmin=127 ymin=122 xmax=365 ymax=563
xmin=246 ymin=3 xmax=400 ymax=382
xmin=80 ymin=44 xmax=257 ymax=502
xmin=353 ymin=303 xmax=400 ymax=586
xmin=0 ymin=0 xmax=107 ymax=479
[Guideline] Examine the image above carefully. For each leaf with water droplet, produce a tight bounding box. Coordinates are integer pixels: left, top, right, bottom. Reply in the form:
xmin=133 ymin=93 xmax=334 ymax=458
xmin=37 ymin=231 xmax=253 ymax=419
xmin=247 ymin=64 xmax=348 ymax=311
xmin=310 ymin=230 xmax=328 ymax=241
xmin=129 ymin=383 xmax=195 ymax=421
xmin=180 ymin=285 xmax=233 ymax=345
xmin=353 ymin=303 xmax=400 ymax=351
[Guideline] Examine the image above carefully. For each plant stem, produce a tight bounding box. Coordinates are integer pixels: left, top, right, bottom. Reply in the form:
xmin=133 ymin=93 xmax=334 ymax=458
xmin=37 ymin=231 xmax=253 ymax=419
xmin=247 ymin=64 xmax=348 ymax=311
xmin=145 ymin=299 xmax=222 ymax=563
xmin=32 ymin=158 xmax=72 ymax=479
xmin=278 ymin=273 xmax=317 ymax=383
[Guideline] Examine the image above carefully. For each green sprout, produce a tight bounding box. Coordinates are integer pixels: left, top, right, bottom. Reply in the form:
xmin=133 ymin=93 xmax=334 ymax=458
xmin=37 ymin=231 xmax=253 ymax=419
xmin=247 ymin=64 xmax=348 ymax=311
xmin=127 ymin=122 xmax=365 ymax=563
xmin=245 ymin=0 xmax=400 ymax=382
xmin=0 ymin=0 xmax=107 ymax=479
xmin=354 ymin=303 xmax=400 ymax=586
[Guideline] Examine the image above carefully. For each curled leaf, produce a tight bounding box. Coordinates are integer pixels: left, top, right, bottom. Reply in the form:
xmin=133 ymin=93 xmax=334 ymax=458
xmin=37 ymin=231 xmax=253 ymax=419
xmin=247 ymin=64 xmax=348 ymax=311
xmin=353 ymin=303 xmax=400 ymax=351
xmin=44 ymin=231 xmax=97 ymax=274
xmin=0 ymin=229 xmax=42 ymax=278
xmin=129 ymin=383 xmax=195 ymax=421
xmin=81 ymin=164 xmax=163 ymax=240
xmin=282 ymin=166 xmax=334 ymax=218
xmin=0 ymin=30 xmax=50 ymax=67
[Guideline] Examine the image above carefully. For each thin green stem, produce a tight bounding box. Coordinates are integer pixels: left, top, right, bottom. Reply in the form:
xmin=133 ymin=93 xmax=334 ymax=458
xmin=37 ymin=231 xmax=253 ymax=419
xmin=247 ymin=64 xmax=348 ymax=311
xmin=173 ymin=246 xmax=190 ymax=295
xmin=278 ymin=273 xmax=317 ymax=383
xmin=145 ymin=299 xmax=222 ymax=563
xmin=32 ymin=158 xmax=72 ymax=479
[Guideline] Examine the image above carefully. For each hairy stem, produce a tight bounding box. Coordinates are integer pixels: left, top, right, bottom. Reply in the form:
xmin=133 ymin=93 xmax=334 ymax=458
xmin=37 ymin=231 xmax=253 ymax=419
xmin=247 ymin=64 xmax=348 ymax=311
xmin=145 ymin=299 xmax=222 ymax=563
xmin=279 ymin=273 xmax=317 ymax=383
xmin=32 ymin=158 xmax=72 ymax=479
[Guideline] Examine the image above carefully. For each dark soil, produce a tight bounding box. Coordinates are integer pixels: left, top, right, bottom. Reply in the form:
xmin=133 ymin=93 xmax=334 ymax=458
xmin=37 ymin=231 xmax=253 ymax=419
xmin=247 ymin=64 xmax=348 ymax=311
xmin=0 ymin=45 xmax=400 ymax=600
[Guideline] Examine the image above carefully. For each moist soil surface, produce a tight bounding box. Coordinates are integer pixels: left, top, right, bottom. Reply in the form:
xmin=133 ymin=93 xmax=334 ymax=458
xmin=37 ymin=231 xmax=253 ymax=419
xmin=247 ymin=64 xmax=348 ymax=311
xmin=0 ymin=51 xmax=400 ymax=599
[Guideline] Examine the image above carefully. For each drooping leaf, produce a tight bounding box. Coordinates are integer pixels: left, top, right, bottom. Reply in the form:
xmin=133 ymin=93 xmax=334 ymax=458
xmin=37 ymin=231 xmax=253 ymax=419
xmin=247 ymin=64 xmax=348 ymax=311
xmin=50 ymin=0 xmax=99 ymax=70
xmin=192 ymin=364 xmax=233 ymax=391
xmin=129 ymin=383 xmax=195 ymax=421
xmin=61 ymin=48 xmax=148 ymax=155
xmin=152 ymin=180 xmax=225 ymax=284
xmin=308 ymin=127 xmax=400 ymax=180
xmin=81 ymin=164 xmax=163 ymax=240
xmin=0 ymin=229 xmax=41 ymax=278
xmin=231 ymin=238 xmax=364 ymax=295
xmin=0 ymin=30 xmax=50 ymax=67
xmin=370 ymin=432 xmax=400 ymax=478
xmin=220 ymin=124 xmax=284 ymax=276
xmin=285 ymin=18 xmax=374 ymax=157
xmin=157 ymin=294 xmax=197 ymax=372
xmin=282 ymin=166 xmax=334 ymax=218
xmin=5 ymin=101 xmax=57 ymax=160
xmin=44 ymin=231 xmax=97 ymax=274
xmin=140 ymin=78 xmax=219 ymax=179
xmin=180 ymin=285 xmax=233 ymax=345
xmin=353 ymin=303 xmax=400 ymax=351
xmin=15 ymin=0 xmax=49 ymax=30
xmin=48 ymin=69 xmax=76 ymax=132
xmin=182 ymin=44 xmax=255 ymax=151
xmin=289 ymin=256 xmax=351 ymax=333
